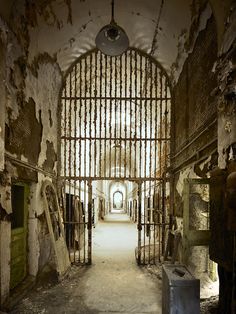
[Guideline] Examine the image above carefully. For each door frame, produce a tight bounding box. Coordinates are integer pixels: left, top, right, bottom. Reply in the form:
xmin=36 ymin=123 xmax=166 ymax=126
xmin=10 ymin=182 xmax=29 ymax=290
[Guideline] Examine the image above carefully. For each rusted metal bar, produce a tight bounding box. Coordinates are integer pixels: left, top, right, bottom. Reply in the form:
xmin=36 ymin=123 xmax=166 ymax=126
xmin=104 ymin=54 xmax=108 ymax=178
xmin=124 ymin=51 xmax=128 ymax=178
xmin=73 ymin=64 xmax=78 ymax=263
xmin=84 ymin=58 xmax=87 ymax=180
xmin=139 ymin=55 xmax=143 ymax=180
xmin=62 ymin=135 xmax=170 ymax=141
xmin=94 ymin=50 xmax=98 ymax=178
xmin=68 ymin=70 xmax=73 ymax=257
xmin=143 ymin=181 xmax=146 ymax=264
xmin=148 ymin=61 xmax=153 ymax=264
xmin=159 ymin=71 xmax=163 ymax=177
xmin=134 ymin=50 xmax=137 ymax=179
xmin=109 ymin=56 xmax=113 ymax=178
xmin=63 ymin=75 xmax=67 ymax=224
xmin=78 ymin=61 xmax=82 ymax=263
xmin=88 ymin=180 xmax=92 ymax=264
xmin=137 ymin=181 xmax=142 ymax=265
xmin=99 ymin=51 xmax=103 ymax=178
xmin=64 ymin=176 xmax=164 ymax=181
xmin=89 ymin=53 xmax=92 ymax=179
xmin=129 ymin=50 xmax=132 ymax=178
xmin=154 ymin=67 xmax=158 ymax=182
xmin=119 ymin=54 xmax=122 ymax=178
xmin=61 ymin=96 xmax=170 ymax=101
xmin=115 ymin=56 xmax=118 ymax=178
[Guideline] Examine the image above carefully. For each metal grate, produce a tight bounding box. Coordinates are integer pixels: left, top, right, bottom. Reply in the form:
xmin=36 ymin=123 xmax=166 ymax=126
xmin=60 ymin=48 xmax=171 ymax=265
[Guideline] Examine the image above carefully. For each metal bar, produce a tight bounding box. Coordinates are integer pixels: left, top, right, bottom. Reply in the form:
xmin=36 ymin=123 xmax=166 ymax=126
xmin=137 ymin=181 xmax=142 ymax=265
xmin=64 ymin=176 xmax=165 ymax=181
xmin=109 ymin=55 xmax=112 ymax=178
xmin=143 ymin=181 xmax=146 ymax=264
xmin=134 ymin=50 xmax=137 ymax=179
xmin=154 ymin=66 xmax=158 ymax=264
xmin=94 ymin=50 xmax=98 ymax=178
xmin=84 ymin=56 xmax=88 ymax=264
xmin=119 ymin=54 xmax=122 ymax=178
xmin=89 ymin=53 xmax=92 ymax=180
xmin=153 ymin=189 xmax=156 ymax=264
xmin=88 ymin=180 xmax=92 ymax=264
xmin=78 ymin=61 xmax=82 ymax=263
xmin=154 ymin=67 xmax=158 ymax=181
xmin=159 ymin=71 xmax=163 ymax=177
xmin=84 ymin=57 xmax=87 ymax=181
xmin=149 ymin=64 xmax=153 ymax=180
xmin=124 ymin=51 xmax=128 ymax=178
xmin=129 ymin=50 xmax=132 ymax=178
xmin=148 ymin=61 xmax=153 ymax=264
xmin=99 ymin=51 xmax=102 ymax=178
xmin=68 ymin=70 xmax=72 ymax=257
xmin=139 ymin=55 xmax=143 ymax=180
xmin=61 ymin=96 xmax=171 ymax=101
xmin=62 ymin=136 xmax=170 ymax=141
xmin=115 ymin=56 xmax=117 ymax=178
xmin=104 ymin=54 xmax=108 ymax=178
xmin=83 ymin=180 xmax=86 ymax=263
xmin=73 ymin=64 xmax=78 ymax=263
xmin=63 ymin=75 xmax=67 ymax=232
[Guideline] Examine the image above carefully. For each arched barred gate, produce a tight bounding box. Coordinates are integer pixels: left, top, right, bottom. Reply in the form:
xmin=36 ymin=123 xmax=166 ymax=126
xmin=60 ymin=48 xmax=171 ymax=265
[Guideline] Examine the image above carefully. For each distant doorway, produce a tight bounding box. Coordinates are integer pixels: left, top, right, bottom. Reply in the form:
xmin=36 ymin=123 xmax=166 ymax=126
xmin=113 ymin=191 xmax=123 ymax=209
xmin=10 ymin=183 xmax=29 ymax=289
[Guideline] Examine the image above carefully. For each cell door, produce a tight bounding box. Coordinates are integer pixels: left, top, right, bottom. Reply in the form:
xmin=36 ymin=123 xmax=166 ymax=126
xmin=10 ymin=183 xmax=29 ymax=289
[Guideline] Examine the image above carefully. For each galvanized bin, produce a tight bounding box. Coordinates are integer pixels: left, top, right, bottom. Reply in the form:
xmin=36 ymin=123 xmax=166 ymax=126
xmin=162 ymin=264 xmax=200 ymax=314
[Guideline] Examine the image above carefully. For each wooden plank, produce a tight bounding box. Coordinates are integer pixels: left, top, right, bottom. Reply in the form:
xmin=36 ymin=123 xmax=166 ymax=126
xmin=41 ymin=180 xmax=71 ymax=278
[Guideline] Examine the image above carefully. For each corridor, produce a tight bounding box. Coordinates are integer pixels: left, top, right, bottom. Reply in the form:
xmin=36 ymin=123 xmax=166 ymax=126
xmin=0 ymin=0 xmax=236 ymax=312
xmin=10 ymin=213 xmax=161 ymax=314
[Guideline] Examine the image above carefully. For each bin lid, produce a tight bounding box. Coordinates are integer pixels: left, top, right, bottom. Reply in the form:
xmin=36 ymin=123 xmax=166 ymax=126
xmin=162 ymin=264 xmax=200 ymax=287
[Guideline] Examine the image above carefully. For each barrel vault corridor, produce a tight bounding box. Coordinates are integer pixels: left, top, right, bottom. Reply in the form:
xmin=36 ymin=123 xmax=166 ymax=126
xmin=0 ymin=0 xmax=236 ymax=313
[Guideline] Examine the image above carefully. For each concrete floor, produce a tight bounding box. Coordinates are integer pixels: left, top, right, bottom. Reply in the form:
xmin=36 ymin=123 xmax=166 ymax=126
xmin=11 ymin=212 xmax=162 ymax=314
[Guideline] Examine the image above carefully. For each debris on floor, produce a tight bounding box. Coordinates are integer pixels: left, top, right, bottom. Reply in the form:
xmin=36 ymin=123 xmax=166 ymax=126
xmin=200 ymin=296 xmax=219 ymax=314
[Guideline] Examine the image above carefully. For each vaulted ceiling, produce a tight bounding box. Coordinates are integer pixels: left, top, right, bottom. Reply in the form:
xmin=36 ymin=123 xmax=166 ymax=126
xmin=0 ymin=0 xmax=234 ymax=81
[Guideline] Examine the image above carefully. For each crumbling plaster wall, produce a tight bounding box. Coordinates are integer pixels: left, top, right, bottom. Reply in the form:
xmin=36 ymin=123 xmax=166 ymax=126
xmin=171 ymin=12 xmax=218 ymax=274
xmin=0 ymin=10 xmax=63 ymax=304
xmin=216 ymin=2 xmax=236 ymax=169
xmin=0 ymin=38 xmax=6 ymax=172
xmin=172 ymin=1 xmax=236 ymax=281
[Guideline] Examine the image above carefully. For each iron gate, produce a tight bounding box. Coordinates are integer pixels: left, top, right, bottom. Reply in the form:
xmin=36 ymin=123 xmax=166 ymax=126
xmin=60 ymin=48 xmax=171 ymax=265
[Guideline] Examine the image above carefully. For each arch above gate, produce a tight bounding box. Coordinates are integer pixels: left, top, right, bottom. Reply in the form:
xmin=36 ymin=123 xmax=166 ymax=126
xmin=60 ymin=48 xmax=171 ymax=182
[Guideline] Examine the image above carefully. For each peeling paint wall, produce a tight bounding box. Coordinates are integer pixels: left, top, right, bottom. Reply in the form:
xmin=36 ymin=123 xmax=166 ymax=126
xmin=172 ymin=14 xmax=218 ymax=178
xmin=171 ymin=12 xmax=218 ymax=277
xmin=171 ymin=3 xmax=236 ymax=309
xmin=0 ymin=11 xmax=63 ymax=305
xmin=0 ymin=39 xmax=6 ymax=172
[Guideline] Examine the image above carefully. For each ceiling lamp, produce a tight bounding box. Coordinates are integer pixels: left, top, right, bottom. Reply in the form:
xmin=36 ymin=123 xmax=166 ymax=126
xmin=95 ymin=0 xmax=129 ymax=56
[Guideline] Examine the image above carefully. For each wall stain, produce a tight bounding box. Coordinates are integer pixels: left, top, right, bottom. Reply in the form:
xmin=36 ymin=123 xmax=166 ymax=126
xmin=42 ymin=140 xmax=57 ymax=173
xmin=5 ymin=97 xmax=43 ymax=164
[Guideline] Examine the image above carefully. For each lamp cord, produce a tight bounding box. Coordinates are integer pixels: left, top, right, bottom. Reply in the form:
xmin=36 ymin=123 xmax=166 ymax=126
xmin=111 ymin=0 xmax=115 ymax=22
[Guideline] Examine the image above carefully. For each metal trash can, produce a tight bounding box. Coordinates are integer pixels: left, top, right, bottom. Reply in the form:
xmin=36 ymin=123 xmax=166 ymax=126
xmin=162 ymin=264 xmax=200 ymax=314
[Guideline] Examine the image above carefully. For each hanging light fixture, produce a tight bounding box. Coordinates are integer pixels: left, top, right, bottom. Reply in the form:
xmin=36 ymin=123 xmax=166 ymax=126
xmin=95 ymin=0 xmax=129 ymax=56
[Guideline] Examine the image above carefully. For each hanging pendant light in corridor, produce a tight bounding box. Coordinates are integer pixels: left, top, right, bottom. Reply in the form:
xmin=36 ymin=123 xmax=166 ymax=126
xmin=95 ymin=0 xmax=129 ymax=56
